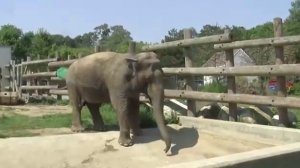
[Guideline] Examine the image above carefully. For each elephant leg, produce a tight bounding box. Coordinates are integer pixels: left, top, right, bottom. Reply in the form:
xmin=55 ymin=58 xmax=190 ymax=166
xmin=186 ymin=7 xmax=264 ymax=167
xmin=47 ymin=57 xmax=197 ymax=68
xmin=68 ymin=86 xmax=84 ymax=132
xmin=128 ymin=98 xmax=142 ymax=136
xmin=109 ymin=93 xmax=133 ymax=147
xmin=86 ymin=103 xmax=106 ymax=131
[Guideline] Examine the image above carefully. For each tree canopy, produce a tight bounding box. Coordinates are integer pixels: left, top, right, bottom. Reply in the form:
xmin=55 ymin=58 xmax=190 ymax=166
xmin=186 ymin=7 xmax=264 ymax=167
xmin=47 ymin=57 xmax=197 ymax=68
xmin=0 ymin=0 xmax=299 ymax=65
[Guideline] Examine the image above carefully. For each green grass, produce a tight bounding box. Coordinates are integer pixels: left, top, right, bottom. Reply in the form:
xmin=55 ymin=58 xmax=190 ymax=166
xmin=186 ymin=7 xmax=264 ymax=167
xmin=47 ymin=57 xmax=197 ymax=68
xmin=0 ymin=104 xmax=162 ymax=138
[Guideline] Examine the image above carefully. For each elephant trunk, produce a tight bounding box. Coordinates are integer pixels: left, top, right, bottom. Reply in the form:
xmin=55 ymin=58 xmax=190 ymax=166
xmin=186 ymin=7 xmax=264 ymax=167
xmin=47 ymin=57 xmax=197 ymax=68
xmin=147 ymin=69 xmax=171 ymax=153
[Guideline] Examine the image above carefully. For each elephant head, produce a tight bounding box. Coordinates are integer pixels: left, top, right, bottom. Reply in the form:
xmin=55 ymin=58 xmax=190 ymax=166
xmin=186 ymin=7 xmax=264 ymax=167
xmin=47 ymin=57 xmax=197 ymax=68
xmin=126 ymin=52 xmax=171 ymax=153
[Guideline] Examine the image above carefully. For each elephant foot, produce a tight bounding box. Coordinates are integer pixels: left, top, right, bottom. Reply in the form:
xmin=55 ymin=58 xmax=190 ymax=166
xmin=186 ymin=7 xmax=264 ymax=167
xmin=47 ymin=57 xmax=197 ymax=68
xmin=71 ymin=125 xmax=85 ymax=132
xmin=130 ymin=128 xmax=143 ymax=136
xmin=93 ymin=125 xmax=107 ymax=132
xmin=118 ymin=137 xmax=134 ymax=147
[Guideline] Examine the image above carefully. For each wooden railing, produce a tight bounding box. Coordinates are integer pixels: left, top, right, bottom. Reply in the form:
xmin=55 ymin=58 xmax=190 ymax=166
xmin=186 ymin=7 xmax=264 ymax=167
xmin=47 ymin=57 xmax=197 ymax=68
xmin=14 ymin=17 xmax=300 ymax=127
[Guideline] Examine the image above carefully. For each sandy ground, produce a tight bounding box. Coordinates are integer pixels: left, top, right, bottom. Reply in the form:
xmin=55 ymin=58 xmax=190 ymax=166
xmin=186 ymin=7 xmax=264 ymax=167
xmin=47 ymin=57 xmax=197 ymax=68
xmin=0 ymin=105 xmax=289 ymax=168
xmin=0 ymin=105 xmax=71 ymax=117
xmin=0 ymin=124 xmax=284 ymax=168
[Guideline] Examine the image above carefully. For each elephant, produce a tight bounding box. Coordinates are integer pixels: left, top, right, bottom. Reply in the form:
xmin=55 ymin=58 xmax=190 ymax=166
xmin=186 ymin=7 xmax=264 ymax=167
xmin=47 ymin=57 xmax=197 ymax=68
xmin=65 ymin=51 xmax=171 ymax=153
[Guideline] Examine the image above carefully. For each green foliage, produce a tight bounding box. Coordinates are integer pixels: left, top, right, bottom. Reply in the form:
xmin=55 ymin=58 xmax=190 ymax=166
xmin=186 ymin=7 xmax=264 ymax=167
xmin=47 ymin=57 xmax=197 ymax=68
xmin=95 ymin=25 xmax=133 ymax=53
xmin=247 ymin=22 xmax=273 ymax=39
xmin=0 ymin=24 xmax=22 ymax=46
xmin=292 ymin=83 xmax=300 ymax=96
xmin=31 ymin=28 xmax=53 ymax=59
xmin=200 ymin=82 xmax=227 ymax=93
xmin=157 ymin=28 xmax=185 ymax=67
xmin=1 ymin=1 xmax=300 ymax=65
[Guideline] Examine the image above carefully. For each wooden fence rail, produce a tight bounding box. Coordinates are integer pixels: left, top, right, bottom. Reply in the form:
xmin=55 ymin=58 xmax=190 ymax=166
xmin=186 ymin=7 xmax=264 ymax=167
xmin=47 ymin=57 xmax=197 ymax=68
xmin=164 ymin=90 xmax=300 ymax=109
xmin=21 ymin=58 xmax=58 ymax=66
xmin=214 ymin=35 xmax=300 ymax=51
xmin=142 ymin=33 xmax=232 ymax=51
xmin=22 ymin=72 xmax=56 ymax=79
xmin=162 ymin=64 xmax=300 ymax=76
xmin=14 ymin=17 xmax=300 ymax=127
xmin=48 ymin=60 xmax=77 ymax=69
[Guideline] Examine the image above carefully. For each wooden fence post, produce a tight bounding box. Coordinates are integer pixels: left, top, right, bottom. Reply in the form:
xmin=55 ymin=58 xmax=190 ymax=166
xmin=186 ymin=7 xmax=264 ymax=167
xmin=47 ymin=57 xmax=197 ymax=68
xmin=26 ymin=56 xmax=32 ymax=98
xmin=183 ymin=29 xmax=196 ymax=117
xmin=94 ymin=45 xmax=100 ymax=53
xmin=224 ymin=29 xmax=238 ymax=121
xmin=273 ymin=17 xmax=289 ymax=127
xmin=19 ymin=59 xmax=24 ymax=98
xmin=129 ymin=41 xmax=136 ymax=55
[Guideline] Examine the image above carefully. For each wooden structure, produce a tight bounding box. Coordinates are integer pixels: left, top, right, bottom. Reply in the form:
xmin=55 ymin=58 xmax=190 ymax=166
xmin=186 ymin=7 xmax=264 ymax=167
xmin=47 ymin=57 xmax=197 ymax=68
xmin=12 ymin=17 xmax=300 ymax=127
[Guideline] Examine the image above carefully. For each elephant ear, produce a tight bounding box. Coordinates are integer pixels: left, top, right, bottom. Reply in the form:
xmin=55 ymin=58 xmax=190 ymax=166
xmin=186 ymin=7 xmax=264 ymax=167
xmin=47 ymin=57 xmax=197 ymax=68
xmin=125 ymin=55 xmax=138 ymax=77
xmin=136 ymin=52 xmax=162 ymax=80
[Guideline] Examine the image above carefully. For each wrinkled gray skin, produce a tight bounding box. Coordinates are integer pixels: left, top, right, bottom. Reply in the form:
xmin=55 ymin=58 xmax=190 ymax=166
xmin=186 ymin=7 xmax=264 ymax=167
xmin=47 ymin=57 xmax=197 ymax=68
xmin=66 ymin=51 xmax=171 ymax=153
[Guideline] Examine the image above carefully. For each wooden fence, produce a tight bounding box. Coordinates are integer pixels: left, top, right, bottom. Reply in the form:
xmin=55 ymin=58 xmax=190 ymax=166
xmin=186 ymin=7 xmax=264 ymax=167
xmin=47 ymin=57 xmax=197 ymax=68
xmin=13 ymin=17 xmax=300 ymax=127
xmin=143 ymin=17 xmax=300 ymax=126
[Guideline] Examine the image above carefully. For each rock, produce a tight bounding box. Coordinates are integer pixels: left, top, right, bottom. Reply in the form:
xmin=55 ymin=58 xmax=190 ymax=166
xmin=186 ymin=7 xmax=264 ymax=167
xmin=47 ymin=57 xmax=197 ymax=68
xmin=272 ymin=111 xmax=298 ymax=128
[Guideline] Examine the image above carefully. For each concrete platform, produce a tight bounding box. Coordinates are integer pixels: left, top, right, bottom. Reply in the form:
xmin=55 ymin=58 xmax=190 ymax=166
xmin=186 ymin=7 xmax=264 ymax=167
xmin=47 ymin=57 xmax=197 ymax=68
xmin=1 ymin=117 xmax=300 ymax=168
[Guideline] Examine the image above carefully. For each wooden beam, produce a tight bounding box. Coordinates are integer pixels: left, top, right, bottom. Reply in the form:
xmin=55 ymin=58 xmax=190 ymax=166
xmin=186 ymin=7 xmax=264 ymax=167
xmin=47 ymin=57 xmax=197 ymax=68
xmin=142 ymin=33 xmax=232 ymax=51
xmin=21 ymin=85 xmax=58 ymax=90
xmin=164 ymin=89 xmax=300 ymax=108
xmin=50 ymin=77 xmax=65 ymax=81
xmin=274 ymin=17 xmax=289 ymax=127
xmin=48 ymin=59 xmax=77 ymax=69
xmin=224 ymin=29 xmax=238 ymax=121
xmin=162 ymin=64 xmax=300 ymax=76
xmin=49 ymin=89 xmax=68 ymax=95
xmin=49 ymin=89 xmax=151 ymax=103
xmin=21 ymin=58 xmax=58 ymax=66
xmin=22 ymin=72 xmax=56 ymax=79
xmin=214 ymin=35 xmax=300 ymax=50
xmin=183 ymin=29 xmax=196 ymax=117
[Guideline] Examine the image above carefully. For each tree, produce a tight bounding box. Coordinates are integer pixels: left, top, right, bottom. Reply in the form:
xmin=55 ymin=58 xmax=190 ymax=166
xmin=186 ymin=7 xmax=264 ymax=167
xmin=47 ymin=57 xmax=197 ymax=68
xmin=31 ymin=28 xmax=52 ymax=58
xmin=14 ymin=31 xmax=34 ymax=60
xmin=74 ymin=32 xmax=96 ymax=48
xmin=0 ymin=24 xmax=23 ymax=60
xmin=158 ymin=28 xmax=185 ymax=67
xmin=0 ymin=24 xmax=22 ymax=46
xmin=93 ymin=24 xmax=132 ymax=53
xmin=285 ymin=0 xmax=300 ymax=63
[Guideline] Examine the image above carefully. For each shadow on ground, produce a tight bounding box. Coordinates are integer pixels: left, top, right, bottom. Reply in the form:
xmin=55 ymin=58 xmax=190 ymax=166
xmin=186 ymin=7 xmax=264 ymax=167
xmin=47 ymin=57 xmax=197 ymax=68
xmin=134 ymin=125 xmax=199 ymax=156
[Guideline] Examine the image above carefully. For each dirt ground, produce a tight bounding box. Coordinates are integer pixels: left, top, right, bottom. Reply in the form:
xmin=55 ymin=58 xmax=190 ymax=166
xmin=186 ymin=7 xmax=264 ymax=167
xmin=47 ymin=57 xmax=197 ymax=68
xmin=0 ymin=105 xmax=71 ymax=117
xmin=0 ymin=123 xmax=286 ymax=168
xmin=0 ymin=105 xmax=290 ymax=168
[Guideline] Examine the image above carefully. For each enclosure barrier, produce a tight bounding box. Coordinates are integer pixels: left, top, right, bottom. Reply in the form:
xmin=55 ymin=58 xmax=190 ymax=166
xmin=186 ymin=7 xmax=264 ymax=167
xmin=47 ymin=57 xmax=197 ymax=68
xmin=141 ymin=17 xmax=300 ymax=126
xmin=13 ymin=17 xmax=300 ymax=127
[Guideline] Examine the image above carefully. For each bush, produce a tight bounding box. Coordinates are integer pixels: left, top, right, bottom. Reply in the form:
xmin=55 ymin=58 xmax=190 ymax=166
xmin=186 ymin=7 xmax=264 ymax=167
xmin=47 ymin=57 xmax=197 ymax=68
xmin=199 ymin=82 xmax=227 ymax=93
xmin=293 ymin=83 xmax=300 ymax=96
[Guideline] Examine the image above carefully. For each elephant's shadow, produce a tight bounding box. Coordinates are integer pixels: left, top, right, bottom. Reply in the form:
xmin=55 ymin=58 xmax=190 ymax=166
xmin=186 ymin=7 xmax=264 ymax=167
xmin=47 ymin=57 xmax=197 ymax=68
xmin=133 ymin=125 xmax=199 ymax=156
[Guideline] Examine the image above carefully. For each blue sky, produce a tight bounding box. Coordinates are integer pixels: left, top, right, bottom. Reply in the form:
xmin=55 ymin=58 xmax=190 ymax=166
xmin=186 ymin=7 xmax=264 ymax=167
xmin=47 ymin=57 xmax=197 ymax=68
xmin=0 ymin=0 xmax=293 ymax=43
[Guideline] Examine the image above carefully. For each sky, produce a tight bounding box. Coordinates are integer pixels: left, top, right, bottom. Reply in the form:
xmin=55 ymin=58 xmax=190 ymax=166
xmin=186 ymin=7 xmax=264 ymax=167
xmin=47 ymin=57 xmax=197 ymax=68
xmin=0 ymin=0 xmax=294 ymax=43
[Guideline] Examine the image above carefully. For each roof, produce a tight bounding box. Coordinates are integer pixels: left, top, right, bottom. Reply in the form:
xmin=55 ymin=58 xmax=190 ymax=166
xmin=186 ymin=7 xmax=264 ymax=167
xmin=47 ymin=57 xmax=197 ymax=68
xmin=202 ymin=49 xmax=255 ymax=67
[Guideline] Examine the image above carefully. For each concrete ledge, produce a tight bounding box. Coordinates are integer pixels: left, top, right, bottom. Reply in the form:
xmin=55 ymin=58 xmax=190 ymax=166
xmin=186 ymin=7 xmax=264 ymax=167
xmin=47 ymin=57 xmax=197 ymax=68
xmin=179 ymin=116 xmax=300 ymax=142
xmin=162 ymin=142 xmax=300 ymax=168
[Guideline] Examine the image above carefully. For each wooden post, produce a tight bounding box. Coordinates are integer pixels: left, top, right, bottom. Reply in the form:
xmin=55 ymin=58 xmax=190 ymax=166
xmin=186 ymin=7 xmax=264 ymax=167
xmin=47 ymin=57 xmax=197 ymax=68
xmin=0 ymin=67 xmax=2 ymax=91
xmin=273 ymin=17 xmax=289 ymax=127
xmin=36 ymin=55 xmax=40 ymax=96
xmin=19 ymin=59 xmax=24 ymax=98
xmin=224 ymin=29 xmax=237 ymax=121
xmin=128 ymin=41 xmax=137 ymax=77
xmin=129 ymin=41 xmax=136 ymax=55
xmin=183 ymin=29 xmax=196 ymax=117
xmin=94 ymin=45 xmax=100 ymax=53
xmin=26 ymin=56 xmax=32 ymax=98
